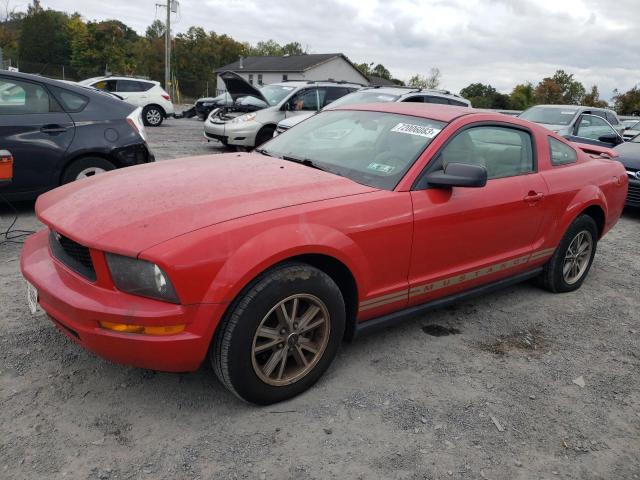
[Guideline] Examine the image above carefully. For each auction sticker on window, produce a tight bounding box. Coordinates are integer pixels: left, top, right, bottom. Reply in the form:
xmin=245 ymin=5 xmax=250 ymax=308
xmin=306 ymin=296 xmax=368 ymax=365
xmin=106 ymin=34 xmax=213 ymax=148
xmin=367 ymin=162 xmax=395 ymax=173
xmin=391 ymin=123 xmax=441 ymax=138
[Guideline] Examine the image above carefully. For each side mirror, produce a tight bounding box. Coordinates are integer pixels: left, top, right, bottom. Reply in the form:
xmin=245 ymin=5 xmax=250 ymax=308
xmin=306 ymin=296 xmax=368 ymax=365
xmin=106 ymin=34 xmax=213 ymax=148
xmin=424 ymin=162 xmax=488 ymax=188
xmin=598 ymin=133 xmax=622 ymax=145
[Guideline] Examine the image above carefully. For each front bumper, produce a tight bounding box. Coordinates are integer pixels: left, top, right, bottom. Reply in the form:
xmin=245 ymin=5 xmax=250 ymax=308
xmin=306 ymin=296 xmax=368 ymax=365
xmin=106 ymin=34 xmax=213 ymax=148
xmin=204 ymin=120 xmax=258 ymax=147
xmin=20 ymin=230 xmax=226 ymax=372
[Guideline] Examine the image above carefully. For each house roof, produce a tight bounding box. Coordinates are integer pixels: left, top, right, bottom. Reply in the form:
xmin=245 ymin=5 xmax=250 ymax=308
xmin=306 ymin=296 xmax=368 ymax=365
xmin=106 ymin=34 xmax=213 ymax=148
xmin=215 ymin=54 xmax=368 ymax=80
xmin=369 ymin=75 xmax=396 ymax=86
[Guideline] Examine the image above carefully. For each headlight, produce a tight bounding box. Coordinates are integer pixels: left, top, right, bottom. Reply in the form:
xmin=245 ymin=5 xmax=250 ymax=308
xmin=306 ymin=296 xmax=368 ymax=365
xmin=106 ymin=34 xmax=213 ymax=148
xmin=106 ymin=253 xmax=180 ymax=304
xmin=230 ymin=112 xmax=257 ymax=124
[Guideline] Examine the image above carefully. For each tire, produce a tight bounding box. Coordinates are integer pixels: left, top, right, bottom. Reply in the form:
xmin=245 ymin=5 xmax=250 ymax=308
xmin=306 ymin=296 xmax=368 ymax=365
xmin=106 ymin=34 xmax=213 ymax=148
xmin=211 ymin=262 xmax=346 ymax=405
xmin=255 ymin=126 xmax=276 ymax=148
xmin=61 ymin=157 xmax=115 ymax=184
xmin=142 ymin=105 xmax=164 ymax=127
xmin=537 ymin=215 xmax=598 ymax=293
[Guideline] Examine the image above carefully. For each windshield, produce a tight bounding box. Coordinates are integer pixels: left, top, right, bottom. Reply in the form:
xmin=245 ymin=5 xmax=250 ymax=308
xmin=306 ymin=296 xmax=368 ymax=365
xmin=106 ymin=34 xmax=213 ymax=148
xmin=327 ymin=90 xmax=401 ymax=109
xmin=260 ymin=85 xmax=296 ymax=106
xmin=260 ymin=110 xmax=446 ymax=190
xmin=520 ymin=106 xmax=578 ymax=126
xmin=630 ymin=133 xmax=640 ymax=143
xmin=623 ymin=119 xmax=640 ymax=130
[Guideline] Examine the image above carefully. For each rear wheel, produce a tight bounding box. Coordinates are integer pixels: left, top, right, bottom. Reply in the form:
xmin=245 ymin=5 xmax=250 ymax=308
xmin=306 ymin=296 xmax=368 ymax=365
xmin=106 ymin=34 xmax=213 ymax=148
xmin=142 ymin=105 xmax=164 ymax=127
xmin=61 ymin=157 xmax=115 ymax=184
xmin=211 ymin=263 xmax=345 ymax=405
xmin=537 ymin=215 xmax=598 ymax=293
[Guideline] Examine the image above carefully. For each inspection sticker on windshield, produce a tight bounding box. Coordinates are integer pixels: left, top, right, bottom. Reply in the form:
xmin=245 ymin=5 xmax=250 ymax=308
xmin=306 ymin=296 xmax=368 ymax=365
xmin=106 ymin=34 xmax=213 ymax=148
xmin=367 ymin=162 xmax=395 ymax=173
xmin=390 ymin=123 xmax=441 ymax=138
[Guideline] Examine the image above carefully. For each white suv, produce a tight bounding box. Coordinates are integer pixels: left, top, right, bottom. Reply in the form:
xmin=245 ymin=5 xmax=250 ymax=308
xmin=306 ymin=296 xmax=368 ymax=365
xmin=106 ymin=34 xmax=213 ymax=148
xmin=79 ymin=76 xmax=174 ymax=127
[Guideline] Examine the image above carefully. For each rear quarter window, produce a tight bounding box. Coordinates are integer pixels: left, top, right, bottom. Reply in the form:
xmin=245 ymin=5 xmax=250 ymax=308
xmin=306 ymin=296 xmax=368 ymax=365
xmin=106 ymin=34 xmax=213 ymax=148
xmin=549 ymin=137 xmax=577 ymax=166
xmin=50 ymin=87 xmax=89 ymax=112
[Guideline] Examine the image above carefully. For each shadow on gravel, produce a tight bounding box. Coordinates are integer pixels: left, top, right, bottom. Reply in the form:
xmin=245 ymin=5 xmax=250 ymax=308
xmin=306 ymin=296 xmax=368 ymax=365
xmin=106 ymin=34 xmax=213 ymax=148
xmin=421 ymin=324 xmax=461 ymax=336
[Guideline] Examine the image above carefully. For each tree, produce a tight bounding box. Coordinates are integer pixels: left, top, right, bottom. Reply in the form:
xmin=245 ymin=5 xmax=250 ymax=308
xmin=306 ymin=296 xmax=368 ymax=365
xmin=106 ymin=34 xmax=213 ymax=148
xmin=145 ymin=19 xmax=165 ymax=39
xmin=408 ymin=68 xmax=441 ymax=89
xmin=582 ymin=85 xmax=608 ymax=108
xmin=612 ymin=86 xmax=640 ymax=115
xmin=534 ymin=78 xmax=563 ymax=104
xmin=249 ymin=39 xmax=306 ymax=57
xmin=509 ymin=82 xmax=535 ymax=110
xmin=460 ymin=82 xmax=508 ymax=108
xmin=18 ymin=6 xmax=71 ymax=65
xmin=534 ymin=70 xmax=585 ymax=105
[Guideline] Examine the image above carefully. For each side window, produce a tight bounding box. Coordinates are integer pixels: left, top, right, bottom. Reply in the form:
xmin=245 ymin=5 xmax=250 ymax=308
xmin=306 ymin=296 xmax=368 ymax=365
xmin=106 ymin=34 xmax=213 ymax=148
xmin=575 ymin=114 xmax=616 ymax=140
xmin=116 ymin=80 xmax=143 ymax=92
xmin=549 ymin=137 xmax=577 ymax=166
xmin=440 ymin=126 xmax=534 ymax=179
xmin=449 ymin=99 xmax=469 ymax=107
xmin=425 ymin=96 xmax=449 ymax=105
xmin=0 ymin=78 xmax=52 ymax=114
xmin=49 ymin=86 xmax=89 ymax=112
xmin=321 ymin=87 xmax=349 ymax=107
xmin=93 ymin=80 xmax=118 ymax=92
xmin=288 ymin=88 xmax=319 ymax=111
xmin=605 ymin=112 xmax=619 ymax=125
xmin=402 ymin=96 xmax=424 ymax=103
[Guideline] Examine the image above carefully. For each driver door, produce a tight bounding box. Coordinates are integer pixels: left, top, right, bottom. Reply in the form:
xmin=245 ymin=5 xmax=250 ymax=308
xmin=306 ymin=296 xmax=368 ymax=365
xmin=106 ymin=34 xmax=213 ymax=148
xmin=564 ymin=113 xmax=622 ymax=148
xmin=407 ymin=124 xmax=548 ymax=307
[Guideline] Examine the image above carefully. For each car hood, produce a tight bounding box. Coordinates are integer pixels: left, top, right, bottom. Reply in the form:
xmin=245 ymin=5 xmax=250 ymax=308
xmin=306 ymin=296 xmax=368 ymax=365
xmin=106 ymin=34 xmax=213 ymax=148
xmin=279 ymin=112 xmax=315 ymax=129
xmin=36 ymin=154 xmax=376 ymax=256
xmin=614 ymin=141 xmax=640 ymax=170
xmin=219 ymin=71 xmax=268 ymax=104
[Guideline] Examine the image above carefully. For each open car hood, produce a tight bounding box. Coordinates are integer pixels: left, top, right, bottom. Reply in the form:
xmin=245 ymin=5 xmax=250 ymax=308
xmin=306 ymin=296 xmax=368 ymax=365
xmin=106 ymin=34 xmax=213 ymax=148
xmin=220 ymin=71 xmax=268 ymax=104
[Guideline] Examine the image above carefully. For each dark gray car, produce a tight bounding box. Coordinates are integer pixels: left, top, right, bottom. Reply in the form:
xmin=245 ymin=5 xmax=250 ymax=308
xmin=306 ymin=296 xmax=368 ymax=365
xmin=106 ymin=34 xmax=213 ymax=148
xmin=0 ymin=71 xmax=154 ymax=200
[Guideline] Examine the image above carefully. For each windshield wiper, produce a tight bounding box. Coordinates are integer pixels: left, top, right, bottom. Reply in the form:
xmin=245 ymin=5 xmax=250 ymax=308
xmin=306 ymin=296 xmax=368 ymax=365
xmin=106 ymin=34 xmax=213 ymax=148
xmin=255 ymin=148 xmax=275 ymax=157
xmin=281 ymin=155 xmax=329 ymax=172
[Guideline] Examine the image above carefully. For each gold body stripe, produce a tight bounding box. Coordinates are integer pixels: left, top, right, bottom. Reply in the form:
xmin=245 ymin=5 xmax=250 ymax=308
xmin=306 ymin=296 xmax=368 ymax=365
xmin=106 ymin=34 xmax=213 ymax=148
xmin=358 ymin=247 xmax=557 ymax=311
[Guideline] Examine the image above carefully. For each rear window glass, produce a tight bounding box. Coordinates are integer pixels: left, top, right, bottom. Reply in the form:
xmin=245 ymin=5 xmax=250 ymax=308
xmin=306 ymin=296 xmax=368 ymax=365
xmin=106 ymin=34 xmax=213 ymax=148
xmin=549 ymin=137 xmax=577 ymax=166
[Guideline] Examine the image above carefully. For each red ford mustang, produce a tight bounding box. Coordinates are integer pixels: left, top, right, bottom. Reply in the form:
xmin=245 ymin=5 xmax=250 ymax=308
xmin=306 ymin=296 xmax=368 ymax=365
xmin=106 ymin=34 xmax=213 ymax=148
xmin=21 ymin=103 xmax=628 ymax=404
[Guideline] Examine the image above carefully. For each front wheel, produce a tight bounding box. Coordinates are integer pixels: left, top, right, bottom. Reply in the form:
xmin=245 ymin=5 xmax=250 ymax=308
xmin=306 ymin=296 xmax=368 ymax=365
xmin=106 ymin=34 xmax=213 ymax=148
xmin=142 ymin=105 xmax=164 ymax=127
xmin=537 ymin=215 xmax=598 ymax=293
xmin=211 ymin=263 xmax=345 ymax=404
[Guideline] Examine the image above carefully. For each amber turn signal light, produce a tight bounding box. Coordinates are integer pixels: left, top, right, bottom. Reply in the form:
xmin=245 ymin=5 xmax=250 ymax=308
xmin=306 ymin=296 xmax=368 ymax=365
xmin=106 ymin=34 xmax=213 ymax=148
xmin=99 ymin=321 xmax=186 ymax=336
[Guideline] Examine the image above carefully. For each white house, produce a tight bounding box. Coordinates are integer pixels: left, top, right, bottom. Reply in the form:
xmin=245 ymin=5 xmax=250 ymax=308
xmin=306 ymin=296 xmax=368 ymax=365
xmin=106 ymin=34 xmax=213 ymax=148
xmin=215 ymin=54 xmax=369 ymax=93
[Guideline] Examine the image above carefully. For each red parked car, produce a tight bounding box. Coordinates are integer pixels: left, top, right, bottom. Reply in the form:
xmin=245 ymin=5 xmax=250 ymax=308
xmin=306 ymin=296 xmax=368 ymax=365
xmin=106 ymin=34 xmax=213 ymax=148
xmin=21 ymin=103 xmax=628 ymax=404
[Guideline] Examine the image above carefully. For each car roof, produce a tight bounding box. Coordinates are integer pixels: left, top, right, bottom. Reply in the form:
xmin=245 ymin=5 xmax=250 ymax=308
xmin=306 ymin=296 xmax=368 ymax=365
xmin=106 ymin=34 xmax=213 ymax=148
xmin=532 ymin=104 xmax=614 ymax=113
xmin=81 ymin=76 xmax=158 ymax=84
xmin=269 ymin=80 xmax=364 ymax=88
xmin=331 ymin=102 xmax=476 ymax=123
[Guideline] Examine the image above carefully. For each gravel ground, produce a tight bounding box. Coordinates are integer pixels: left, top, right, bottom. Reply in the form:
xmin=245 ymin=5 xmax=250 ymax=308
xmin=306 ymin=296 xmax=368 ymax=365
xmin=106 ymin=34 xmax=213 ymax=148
xmin=1 ymin=117 xmax=639 ymax=480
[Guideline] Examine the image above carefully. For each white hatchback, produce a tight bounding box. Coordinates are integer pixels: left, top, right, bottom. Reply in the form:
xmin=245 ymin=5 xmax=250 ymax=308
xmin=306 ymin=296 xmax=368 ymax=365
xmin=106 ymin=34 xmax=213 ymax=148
xmin=80 ymin=76 xmax=174 ymax=127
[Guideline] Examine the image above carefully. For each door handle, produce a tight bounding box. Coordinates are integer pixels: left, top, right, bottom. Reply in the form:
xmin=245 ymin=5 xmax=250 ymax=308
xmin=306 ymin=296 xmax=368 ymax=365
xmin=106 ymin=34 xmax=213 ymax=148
xmin=41 ymin=125 xmax=68 ymax=134
xmin=524 ymin=191 xmax=544 ymax=204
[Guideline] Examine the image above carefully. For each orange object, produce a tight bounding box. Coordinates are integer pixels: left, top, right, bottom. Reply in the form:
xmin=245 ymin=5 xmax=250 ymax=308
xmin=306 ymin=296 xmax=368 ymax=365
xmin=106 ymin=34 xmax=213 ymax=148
xmin=0 ymin=149 xmax=13 ymax=184
xmin=99 ymin=321 xmax=186 ymax=336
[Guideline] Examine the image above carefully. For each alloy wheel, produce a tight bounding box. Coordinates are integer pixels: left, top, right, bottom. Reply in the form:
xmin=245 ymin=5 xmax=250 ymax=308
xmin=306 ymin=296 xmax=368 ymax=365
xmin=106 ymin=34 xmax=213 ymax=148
xmin=563 ymin=230 xmax=593 ymax=285
xmin=251 ymin=294 xmax=330 ymax=386
xmin=146 ymin=109 xmax=162 ymax=126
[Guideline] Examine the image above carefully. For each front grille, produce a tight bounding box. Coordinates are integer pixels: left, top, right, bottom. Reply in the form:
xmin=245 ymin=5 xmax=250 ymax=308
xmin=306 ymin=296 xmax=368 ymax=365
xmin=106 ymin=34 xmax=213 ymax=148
xmin=628 ymin=182 xmax=640 ymax=206
xmin=49 ymin=230 xmax=96 ymax=281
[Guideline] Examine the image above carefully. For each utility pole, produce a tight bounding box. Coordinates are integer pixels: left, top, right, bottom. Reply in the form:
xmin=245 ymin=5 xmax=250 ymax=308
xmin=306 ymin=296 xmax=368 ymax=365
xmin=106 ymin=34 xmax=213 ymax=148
xmin=156 ymin=1 xmax=177 ymax=93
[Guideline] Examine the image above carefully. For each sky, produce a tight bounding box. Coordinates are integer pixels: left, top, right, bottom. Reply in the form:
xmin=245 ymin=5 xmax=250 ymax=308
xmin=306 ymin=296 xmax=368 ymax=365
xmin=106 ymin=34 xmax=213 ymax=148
xmin=30 ymin=0 xmax=640 ymax=100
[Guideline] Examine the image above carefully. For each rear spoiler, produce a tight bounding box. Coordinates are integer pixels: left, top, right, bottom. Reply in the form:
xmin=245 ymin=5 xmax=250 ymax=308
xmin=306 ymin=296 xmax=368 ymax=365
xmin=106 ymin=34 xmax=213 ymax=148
xmin=571 ymin=142 xmax=619 ymax=159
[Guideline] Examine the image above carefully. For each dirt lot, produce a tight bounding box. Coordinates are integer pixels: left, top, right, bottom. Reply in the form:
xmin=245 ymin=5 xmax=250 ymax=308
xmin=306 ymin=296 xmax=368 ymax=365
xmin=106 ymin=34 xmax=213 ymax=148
xmin=1 ymin=118 xmax=639 ymax=480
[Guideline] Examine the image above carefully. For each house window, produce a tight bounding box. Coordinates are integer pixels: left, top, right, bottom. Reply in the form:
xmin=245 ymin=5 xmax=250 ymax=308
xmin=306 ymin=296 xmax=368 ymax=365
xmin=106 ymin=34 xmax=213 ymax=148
xmin=248 ymin=74 xmax=254 ymax=85
xmin=258 ymin=74 xmax=263 ymax=86
xmin=282 ymin=74 xmax=288 ymax=81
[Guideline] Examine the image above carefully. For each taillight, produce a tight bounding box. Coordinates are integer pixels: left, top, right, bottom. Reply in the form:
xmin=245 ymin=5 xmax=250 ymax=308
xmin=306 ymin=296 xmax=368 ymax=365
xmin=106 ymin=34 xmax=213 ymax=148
xmin=126 ymin=107 xmax=147 ymax=142
xmin=162 ymin=94 xmax=171 ymax=101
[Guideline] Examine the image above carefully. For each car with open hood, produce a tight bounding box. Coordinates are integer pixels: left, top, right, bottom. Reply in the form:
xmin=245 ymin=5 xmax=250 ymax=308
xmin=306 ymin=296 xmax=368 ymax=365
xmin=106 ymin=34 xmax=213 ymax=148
xmin=22 ymin=103 xmax=627 ymax=404
xmin=203 ymin=71 xmax=361 ymax=149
